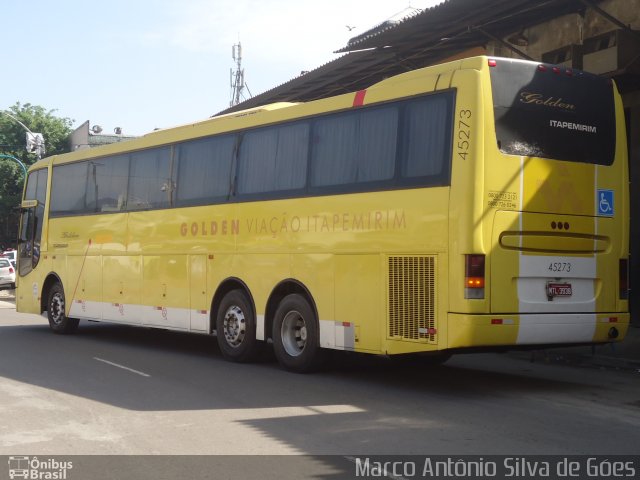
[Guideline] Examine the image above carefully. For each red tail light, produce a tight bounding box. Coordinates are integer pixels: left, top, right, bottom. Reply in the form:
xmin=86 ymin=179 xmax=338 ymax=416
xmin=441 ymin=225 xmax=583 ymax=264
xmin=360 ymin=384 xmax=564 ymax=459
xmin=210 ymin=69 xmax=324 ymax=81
xmin=9 ymin=267 xmax=14 ymax=274
xmin=465 ymin=254 xmax=485 ymax=299
xmin=619 ymin=259 xmax=629 ymax=300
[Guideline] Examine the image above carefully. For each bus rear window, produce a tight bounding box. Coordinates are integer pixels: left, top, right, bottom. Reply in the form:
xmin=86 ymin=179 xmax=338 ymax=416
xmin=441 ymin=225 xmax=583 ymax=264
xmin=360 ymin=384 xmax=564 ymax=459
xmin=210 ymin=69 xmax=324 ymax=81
xmin=489 ymin=58 xmax=616 ymax=165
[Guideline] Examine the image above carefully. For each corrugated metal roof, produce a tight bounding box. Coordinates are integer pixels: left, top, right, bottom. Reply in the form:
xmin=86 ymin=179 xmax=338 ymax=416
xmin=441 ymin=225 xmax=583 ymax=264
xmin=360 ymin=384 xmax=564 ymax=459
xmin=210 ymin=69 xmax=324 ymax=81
xmin=218 ymin=0 xmax=601 ymax=115
xmin=344 ymin=5 xmax=426 ymax=50
xmin=337 ymin=0 xmax=598 ymax=53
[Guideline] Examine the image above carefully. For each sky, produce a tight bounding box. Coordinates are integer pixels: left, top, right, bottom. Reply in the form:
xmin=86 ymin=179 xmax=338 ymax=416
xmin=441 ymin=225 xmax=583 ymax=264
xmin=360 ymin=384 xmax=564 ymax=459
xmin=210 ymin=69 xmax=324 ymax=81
xmin=2 ymin=0 xmax=441 ymax=136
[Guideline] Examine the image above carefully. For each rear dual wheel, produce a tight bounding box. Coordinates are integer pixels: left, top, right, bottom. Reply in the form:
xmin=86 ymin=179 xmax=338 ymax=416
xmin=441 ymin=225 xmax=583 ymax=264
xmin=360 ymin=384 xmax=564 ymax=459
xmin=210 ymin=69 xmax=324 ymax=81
xmin=272 ymin=294 xmax=324 ymax=373
xmin=215 ymin=289 xmax=325 ymax=372
xmin=216 ymin=289 xmax=261 ymax=363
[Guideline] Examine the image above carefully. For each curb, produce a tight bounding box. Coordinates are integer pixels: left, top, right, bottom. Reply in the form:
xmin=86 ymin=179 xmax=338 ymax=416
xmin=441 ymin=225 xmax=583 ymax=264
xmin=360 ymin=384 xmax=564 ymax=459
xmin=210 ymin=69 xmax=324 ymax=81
xmin=510 ymin=328 xmax=640 ymax=372
xmin=527 ymin=350 xmax=640 ymax=372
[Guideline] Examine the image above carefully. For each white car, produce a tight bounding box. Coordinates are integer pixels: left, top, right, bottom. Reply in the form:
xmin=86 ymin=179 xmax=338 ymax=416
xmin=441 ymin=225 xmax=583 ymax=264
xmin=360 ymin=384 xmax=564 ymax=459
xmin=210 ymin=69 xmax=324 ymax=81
xmin=0 ymin=258 xmax=16 ymax=289
xmin=2 ymin=249 xmax=17 ymax=268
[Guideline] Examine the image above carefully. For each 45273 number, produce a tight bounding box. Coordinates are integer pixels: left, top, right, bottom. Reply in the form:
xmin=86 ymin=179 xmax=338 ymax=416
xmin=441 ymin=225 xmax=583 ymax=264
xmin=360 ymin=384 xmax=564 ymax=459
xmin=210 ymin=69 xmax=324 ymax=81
xmin=458 ymin=109 xmax=471 ymax=161
xmin=548 ymin=262 xmax=571 ymax=273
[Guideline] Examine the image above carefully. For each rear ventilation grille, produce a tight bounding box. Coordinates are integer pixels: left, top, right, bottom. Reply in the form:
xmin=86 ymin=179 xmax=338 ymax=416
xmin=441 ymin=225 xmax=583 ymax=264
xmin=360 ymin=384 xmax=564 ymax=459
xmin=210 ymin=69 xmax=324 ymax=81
xmin=388 ymin=256 xmax=436 ymax=343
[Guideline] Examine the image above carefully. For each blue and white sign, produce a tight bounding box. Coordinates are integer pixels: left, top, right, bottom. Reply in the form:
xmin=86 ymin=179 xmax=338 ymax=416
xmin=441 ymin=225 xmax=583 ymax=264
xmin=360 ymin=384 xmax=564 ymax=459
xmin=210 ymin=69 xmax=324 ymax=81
xmin=597 ymin=189 xmax=614 ymax=217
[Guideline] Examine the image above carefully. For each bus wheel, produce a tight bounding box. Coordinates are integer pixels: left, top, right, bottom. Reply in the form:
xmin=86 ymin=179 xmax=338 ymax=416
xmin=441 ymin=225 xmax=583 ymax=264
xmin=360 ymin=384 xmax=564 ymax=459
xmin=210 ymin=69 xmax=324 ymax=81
xmin=47 ymin=282 xmax=79 ymax=334
xmin=273 ymin=294 xmax=324 ymax=373
xmin=216 ymin=289 xmax=259 ymax=363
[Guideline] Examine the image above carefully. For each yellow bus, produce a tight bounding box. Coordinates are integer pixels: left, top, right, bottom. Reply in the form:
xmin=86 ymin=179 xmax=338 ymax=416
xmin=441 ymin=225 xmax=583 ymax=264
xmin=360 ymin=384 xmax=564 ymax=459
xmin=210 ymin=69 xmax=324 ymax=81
xmin=16 ymin=56 xmax=629 ymax=372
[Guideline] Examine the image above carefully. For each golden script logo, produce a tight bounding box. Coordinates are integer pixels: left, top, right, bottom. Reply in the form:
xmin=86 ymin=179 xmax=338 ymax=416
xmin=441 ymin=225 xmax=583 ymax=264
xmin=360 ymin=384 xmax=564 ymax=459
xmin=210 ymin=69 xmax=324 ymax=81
xmin=519 ymin=92 xmax=576 ymax=110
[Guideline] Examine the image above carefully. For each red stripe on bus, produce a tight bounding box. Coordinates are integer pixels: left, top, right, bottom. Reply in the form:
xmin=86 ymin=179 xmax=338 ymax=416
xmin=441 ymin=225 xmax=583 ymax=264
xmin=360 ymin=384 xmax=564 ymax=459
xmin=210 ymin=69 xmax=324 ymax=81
xmin=353 ymin=90 xmax=367 ymax=107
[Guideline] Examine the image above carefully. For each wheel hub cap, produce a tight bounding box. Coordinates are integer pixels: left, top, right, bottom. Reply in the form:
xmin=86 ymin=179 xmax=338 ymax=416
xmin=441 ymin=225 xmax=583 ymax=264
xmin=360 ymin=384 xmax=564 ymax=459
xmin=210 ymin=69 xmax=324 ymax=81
xmin=281 ymin=310 xmax=306 ymax=357
xmin=50 ymin=293 xmax=65 ymax=325
xmin=223 ymin=305 xmax=246 ymax=347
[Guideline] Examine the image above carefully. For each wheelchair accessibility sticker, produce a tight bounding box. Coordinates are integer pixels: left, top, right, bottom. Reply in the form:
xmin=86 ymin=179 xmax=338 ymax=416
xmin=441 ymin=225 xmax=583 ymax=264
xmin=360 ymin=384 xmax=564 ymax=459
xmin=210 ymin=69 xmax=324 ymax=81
xmin=597 ymin=189 xmax=614 ymax=217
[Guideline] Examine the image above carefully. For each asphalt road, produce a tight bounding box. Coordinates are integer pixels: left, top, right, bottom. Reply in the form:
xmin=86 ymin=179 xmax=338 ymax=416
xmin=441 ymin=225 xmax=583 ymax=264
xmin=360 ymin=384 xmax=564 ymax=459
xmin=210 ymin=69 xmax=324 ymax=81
xmin=1 ymin=298 xmax=639 ymax=468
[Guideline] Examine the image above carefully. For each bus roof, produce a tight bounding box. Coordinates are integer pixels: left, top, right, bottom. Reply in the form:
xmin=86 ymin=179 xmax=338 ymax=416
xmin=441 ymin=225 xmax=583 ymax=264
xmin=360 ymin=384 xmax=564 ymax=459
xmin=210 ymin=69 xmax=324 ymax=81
xmin=32 ymin=55 xmax=489 ymax=171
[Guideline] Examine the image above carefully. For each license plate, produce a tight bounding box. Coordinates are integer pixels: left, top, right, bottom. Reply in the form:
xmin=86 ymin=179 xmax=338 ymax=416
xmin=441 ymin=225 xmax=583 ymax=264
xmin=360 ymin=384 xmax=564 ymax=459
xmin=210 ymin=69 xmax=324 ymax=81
xmin=547 ymin=282 xmax=572 ymax=299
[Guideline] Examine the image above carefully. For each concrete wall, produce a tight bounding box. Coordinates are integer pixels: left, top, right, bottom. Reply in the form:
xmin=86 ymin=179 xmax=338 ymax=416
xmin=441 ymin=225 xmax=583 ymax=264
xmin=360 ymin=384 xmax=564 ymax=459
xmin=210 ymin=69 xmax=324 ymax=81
xmin=68 ymin=121 xmax=137 ymax=151
xmin=487 ymin=0 xmax=640 ymax=61
xmin=68 ymin=120 xmax=90 ymax=151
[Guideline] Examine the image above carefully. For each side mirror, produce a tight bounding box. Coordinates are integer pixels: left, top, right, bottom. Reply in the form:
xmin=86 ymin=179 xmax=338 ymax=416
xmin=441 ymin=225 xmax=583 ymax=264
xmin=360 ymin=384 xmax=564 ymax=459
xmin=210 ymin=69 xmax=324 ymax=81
xmin=21 ymin=199 xmax=38 ymax=209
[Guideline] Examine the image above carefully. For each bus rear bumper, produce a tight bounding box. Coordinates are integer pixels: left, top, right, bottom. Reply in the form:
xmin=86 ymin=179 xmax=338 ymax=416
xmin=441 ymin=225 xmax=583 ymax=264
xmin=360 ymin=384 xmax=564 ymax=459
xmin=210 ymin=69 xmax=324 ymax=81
xmin=447 ymin=312 xmax=630 ymax=350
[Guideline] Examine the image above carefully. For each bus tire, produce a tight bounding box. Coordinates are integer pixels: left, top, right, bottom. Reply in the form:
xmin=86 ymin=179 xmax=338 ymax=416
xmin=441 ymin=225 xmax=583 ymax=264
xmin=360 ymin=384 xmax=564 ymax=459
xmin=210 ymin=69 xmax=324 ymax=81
xmin=216 ymin=289 xmax=260 ymax=363
xmin=273 ymin=294 xmax=324 ymax=373
xmin=47 ymin=282 xmax=79 ymax=334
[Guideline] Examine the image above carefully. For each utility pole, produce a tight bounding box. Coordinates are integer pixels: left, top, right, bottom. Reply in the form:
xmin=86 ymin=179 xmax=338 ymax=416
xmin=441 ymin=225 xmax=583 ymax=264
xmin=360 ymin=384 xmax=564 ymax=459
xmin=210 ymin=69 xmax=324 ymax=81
xmin=230 ymin=42 xmax=252 ymax=107
xmin=0 ymin=154 xmax=27 ymax=179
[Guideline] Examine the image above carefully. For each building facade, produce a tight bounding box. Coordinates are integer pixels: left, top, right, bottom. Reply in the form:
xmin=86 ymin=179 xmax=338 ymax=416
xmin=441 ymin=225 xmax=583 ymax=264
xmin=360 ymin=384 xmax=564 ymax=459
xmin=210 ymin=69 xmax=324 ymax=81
xmin=68 ymin=120 xmax=137 ymax=151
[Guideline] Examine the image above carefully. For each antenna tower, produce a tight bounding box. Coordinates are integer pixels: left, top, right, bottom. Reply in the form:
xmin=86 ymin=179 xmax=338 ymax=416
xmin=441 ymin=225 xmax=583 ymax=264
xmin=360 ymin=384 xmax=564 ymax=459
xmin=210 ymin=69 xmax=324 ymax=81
xmin=230 ymin=42 xmax=252 ymax=107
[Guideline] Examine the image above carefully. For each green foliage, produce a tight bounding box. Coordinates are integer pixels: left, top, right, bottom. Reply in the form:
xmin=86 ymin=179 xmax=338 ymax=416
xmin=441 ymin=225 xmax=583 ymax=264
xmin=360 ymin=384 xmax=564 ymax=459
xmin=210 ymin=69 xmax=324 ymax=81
xmin=0 ymin=103 xmax=74 ymax=246
xmin=1 ymin=102 xmax=74 ymax=161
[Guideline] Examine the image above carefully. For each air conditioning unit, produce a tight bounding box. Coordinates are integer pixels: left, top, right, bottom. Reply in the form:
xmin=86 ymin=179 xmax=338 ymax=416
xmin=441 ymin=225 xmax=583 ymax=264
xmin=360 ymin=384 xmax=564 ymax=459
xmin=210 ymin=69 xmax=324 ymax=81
xmin=582 ymin=29 xmax=640 ymax=75
xmin=542 ymin=44 xmax=583 ymax=69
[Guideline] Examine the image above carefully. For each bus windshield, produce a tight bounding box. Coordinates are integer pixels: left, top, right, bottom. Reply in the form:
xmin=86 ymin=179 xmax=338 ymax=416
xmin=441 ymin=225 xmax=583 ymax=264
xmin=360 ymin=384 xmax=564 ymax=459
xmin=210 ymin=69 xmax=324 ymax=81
xmin=490 ymin=58 xmax=616 ymax=165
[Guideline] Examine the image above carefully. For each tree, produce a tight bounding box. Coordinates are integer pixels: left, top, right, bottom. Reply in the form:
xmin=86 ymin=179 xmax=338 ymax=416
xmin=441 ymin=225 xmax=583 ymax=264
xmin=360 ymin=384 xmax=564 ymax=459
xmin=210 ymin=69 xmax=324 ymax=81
xmin=0 ymin=103 xmax=73 ymax=247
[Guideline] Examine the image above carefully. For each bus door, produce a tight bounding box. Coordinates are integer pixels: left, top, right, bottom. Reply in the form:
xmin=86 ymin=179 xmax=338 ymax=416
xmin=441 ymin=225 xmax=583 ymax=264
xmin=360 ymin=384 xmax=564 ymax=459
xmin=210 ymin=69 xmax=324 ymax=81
xmin=18 ymin=168 xmax=48 ymax=279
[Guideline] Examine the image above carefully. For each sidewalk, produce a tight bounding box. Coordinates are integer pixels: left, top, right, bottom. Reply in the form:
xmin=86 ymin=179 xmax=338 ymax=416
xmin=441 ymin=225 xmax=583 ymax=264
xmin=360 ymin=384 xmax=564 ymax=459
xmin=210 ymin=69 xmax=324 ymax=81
xmin=523 ymin=324 xmax=640 ymax=372
xmin=0 ymin=288 xmax=16 ymax=308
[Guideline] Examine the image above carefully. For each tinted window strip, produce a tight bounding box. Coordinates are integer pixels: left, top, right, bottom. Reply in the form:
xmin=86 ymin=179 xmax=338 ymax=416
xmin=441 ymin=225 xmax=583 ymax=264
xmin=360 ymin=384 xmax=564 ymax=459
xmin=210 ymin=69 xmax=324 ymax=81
xmin=49 ymin=90 xmax=455 ymax=217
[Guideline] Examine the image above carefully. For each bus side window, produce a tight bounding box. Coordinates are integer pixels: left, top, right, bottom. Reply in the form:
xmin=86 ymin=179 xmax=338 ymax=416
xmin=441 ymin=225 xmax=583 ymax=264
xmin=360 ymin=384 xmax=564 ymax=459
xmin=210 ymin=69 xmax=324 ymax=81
xmin=401 ymin=95 xmax=450 ymax=179
xmin=51 ymin=162 xmax=89 ymax=216
xmin=310 ymin=106 xmax=397 ymax=188
xmin=175 ymin=135 xmax=235 ymax=206
xmin=237 ymin=123 xmax=308 ymax=195
xmin=128 ymin=147 xmax=172 ymax=210
xmin=86 ymin=155 xmax=129 ymax=212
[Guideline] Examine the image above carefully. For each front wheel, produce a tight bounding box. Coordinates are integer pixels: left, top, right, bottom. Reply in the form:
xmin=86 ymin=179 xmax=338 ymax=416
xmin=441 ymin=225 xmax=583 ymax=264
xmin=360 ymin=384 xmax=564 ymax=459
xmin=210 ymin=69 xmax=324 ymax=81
xmin=47 ymin=282 xmax=79 ymax=334
xmin=272 ymin=294 xmax=325 ymax=373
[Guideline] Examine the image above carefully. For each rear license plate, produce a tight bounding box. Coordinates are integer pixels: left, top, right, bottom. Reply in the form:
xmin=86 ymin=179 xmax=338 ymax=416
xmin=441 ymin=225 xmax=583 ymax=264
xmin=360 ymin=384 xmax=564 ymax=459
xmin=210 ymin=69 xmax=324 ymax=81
xmin=546 ymin=282 xmax=572 ymax=299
